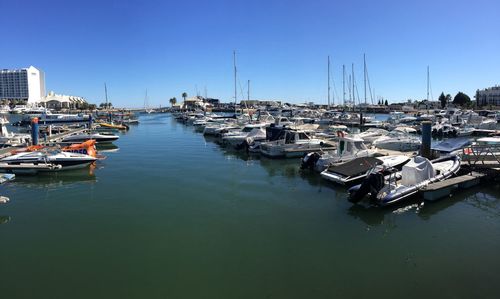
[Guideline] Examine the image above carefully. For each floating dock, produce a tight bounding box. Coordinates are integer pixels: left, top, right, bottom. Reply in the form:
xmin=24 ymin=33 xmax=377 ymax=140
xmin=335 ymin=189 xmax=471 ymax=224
xmin=422 ymin=172 xmax=486 ymax=201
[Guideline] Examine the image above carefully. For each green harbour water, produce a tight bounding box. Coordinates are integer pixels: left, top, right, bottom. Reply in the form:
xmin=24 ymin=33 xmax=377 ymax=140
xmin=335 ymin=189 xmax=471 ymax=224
xmin=1 ymin=114 xmax=500 ymax=298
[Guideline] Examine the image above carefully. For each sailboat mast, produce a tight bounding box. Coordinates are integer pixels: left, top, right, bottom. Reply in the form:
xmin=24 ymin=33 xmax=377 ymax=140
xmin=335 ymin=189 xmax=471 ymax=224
xmin=327 ymin=56 xmax=330 ymax=108
xmin=352 ymin=63 xmax=355 ymax=105
xmin=342 ymin=64 xmax=346 ymax=106
xmin=364 ymin=53 xmax=367 ymax=105
xmin=233 ymin=50 xmax=237 ymax=114
xmin=348 ymin=75 xmax=352 ymax=104
xmin=104 ymin=83 xmax=108 ymax=107
xmin=247 ymin=80 xmax=250 ymax=101
xmin=426 ymin=66 xmax=430 ymax=102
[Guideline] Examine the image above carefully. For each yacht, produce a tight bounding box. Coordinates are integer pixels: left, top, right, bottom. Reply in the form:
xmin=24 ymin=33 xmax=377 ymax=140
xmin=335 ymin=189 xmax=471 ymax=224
xmin=372 ymin=130 xmax=421 ymax=152
xmin=222 ymin=124 xmax=267 ymax=148
xmin=301 ymin=135 xmax=378 ymax=172
xmin=22 ymin=107 xmax=52 ymax=118
xmin=0 ymin=149 xmax=97 ymax=173
xmin=0 ymin=105 xmax=11 ymax=114
xmin=62 ymin=132 xmax=119 ymax=144
xmin=355 ymin=128 xmax=388 ymax=144
xmin=259 ymin=130 xmax=333 ymax=158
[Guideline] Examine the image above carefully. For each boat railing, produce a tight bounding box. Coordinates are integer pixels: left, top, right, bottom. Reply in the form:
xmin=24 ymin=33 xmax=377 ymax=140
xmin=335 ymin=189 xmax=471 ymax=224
xmin=462 ymin=144 xmax=500 ymax=166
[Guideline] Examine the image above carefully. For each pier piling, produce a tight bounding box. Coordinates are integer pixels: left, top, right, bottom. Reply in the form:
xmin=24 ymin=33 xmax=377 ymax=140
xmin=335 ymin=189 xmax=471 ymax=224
xmin=31 ymin=117 xmax=39 ymax=145
xmin=421 ymin=121 xmax=431 ymax=159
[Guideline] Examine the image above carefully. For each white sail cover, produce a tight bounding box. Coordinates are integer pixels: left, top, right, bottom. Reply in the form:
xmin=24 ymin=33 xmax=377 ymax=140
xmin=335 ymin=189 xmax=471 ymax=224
xmin=401 ymin=156 xmax=435 ymax=186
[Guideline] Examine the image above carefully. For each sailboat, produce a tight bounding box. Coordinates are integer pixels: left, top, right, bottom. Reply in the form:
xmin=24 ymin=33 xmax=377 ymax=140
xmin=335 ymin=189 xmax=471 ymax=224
xmin=145 ymin=90 xmax=154 ymax=114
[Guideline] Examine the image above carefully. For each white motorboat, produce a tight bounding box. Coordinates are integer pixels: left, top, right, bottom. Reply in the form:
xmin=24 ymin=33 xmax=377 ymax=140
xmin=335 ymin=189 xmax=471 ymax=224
xmin=0 ymin=117 xmax=31 ymax=147
xmin=372 ymin=130 xmax=421 ymax=152
xmin=355 ymin=128 xmax=388 ymax=144
xmin=301 ymin=135 xmax=378 ymax=172
xmin=320 ymin=155 xmax=411 ymax=185
xmin=456 ymin=126 xmax=475 ymax=136
xmin=259 ymin=130 xmax=333 ymax=158
xmin=477 ymin=137 xmax=500 ymax=145
xmin=222 ymin=124 xmax=267 ymax=148
xmin=0 ymin=150 xmax=97 ymax=174
xmin=62 ymin=132 xmax=119 ymax=144
xmin=348 ymin=155 xmax=461 ymax=206
xmin=0 ymin=105 xmax=11 ymax=114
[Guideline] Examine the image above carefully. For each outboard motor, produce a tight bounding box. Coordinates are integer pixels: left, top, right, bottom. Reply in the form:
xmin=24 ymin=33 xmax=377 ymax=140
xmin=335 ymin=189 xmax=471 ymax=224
xmin=300 ymin=152 xmax=321 ymax=170
xmin=348 ymin=170 xmax=385 ymax=204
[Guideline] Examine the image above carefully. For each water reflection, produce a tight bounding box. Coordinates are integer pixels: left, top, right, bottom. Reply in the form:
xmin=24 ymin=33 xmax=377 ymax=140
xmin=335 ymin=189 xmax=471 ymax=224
xmin=10 ymin=168 xmax=97 ymax=189
xmin=0 ymin=215 xmax=11 ymax=225
xmin=348 ymin=199 xmax=423 ymax=228
xmin=97 ymin=143 xmax=119 ymax=153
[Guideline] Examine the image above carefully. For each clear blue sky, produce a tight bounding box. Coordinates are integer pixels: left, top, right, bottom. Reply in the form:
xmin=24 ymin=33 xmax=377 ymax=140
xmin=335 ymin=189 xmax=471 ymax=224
xmin=1 ymin=0 xmax=499 ymax=107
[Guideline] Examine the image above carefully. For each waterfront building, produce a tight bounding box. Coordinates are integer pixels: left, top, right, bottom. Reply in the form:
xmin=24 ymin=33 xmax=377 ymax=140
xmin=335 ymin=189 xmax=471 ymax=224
xmin=40 ymin=91 xmax=88 ymax=109
xmin=240 ymin=100 xmax=282 ymax=107
xmin=476 ymin=86 xmax=500 ymax=107
xmin=0 ymin=66 xmax=45 ymax=104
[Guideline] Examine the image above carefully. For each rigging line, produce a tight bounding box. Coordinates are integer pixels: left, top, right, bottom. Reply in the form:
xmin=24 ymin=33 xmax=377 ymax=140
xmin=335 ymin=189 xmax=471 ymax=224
xmin=430 ymin=81 xmax=434 ymax=101
xmin=353 ymin=74 xmax=361 ymax=106
xmin=330 ymin=66 xmax=339 ymax=105
xmin=237 ymin=77 xmax=247 ymax=101
xmin=366 ymin=67 xmax=374 ymax=104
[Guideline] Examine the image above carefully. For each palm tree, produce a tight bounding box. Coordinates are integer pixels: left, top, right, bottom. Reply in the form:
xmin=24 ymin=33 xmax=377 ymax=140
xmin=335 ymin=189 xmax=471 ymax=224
xmin=169 ymin=97 xmax=177 ymax=106
xmin=182 ymin=92 xmax=187 ymax=103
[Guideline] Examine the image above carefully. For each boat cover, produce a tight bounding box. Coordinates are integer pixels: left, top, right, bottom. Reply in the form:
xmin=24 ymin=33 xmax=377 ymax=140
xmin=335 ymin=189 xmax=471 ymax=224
xmin=401 ymin=156 xmax=435 ymax=186
xmin=327 ymin=157 xmax=382 ymax=177
xmin=431 ymin=138 xmax=471 ymax=152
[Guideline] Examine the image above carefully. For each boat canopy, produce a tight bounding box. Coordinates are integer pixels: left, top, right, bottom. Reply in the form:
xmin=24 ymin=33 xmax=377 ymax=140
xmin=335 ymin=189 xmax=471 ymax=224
xmin=431 ymin=138 xmax=471 ymax=153
xmin=401 ymin=156 xmax=435 ymax=186
xmin=327 ymin=157 xmax=382 ymax=177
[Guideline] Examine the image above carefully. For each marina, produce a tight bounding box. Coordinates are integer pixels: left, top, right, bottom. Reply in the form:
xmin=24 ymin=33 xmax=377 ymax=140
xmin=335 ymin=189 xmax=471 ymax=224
xmin=2 ymin=1 xmax=500 ymax=297
xmin=1 ymin=110 xmax=500 ymax=297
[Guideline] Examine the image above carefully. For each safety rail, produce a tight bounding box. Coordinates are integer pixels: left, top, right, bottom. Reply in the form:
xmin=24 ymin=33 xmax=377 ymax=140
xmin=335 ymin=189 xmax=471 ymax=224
xmin=462 ymin=144 xmax=500 ymax=166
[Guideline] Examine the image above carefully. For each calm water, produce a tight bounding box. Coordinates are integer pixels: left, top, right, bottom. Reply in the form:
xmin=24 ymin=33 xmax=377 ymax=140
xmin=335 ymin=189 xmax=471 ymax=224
xmin=1 ymin=114 xmax=500 ymax=298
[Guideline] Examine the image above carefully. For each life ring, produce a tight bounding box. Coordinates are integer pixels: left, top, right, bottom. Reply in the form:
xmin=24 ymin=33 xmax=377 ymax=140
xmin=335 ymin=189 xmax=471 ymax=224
xmin=464 ymin=148 xmax=473 ymax=155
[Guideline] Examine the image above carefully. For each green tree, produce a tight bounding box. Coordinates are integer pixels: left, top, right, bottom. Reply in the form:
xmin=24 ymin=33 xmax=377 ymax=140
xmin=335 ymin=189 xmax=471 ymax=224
xmin=445 ymin=94 xmax=452 ymax=105
xmin=452 ymin=92 xmax=471 ymax=106
xmin=169 ymin=97 xmax=177 ymax=106
xmin=182 ymin=92 xmax=188 ymax=103
xmin=438 ymin=92 xmax=446 ymax=109
xmin=377 ymin=99 xmax=381 ymax=105
xmin=384 ymin=99 xmax=388 ymax=106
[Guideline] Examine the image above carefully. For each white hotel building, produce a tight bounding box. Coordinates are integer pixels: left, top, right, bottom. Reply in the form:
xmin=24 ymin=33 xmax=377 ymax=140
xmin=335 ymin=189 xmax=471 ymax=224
xmin=476 ymin=86 xmax=500 ymax=107
xmin=0 ymin=66 xmax=46 ymax=103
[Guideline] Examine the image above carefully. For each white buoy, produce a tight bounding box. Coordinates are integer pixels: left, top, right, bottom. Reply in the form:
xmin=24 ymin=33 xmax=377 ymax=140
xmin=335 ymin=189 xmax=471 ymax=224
xmin=0 ymin=196 xmax=9 ymax=204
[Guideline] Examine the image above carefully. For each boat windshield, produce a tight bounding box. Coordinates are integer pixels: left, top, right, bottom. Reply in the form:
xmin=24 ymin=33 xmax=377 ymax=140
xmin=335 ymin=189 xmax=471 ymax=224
xmin=354 ymin=141 xmax=366 ymax=150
